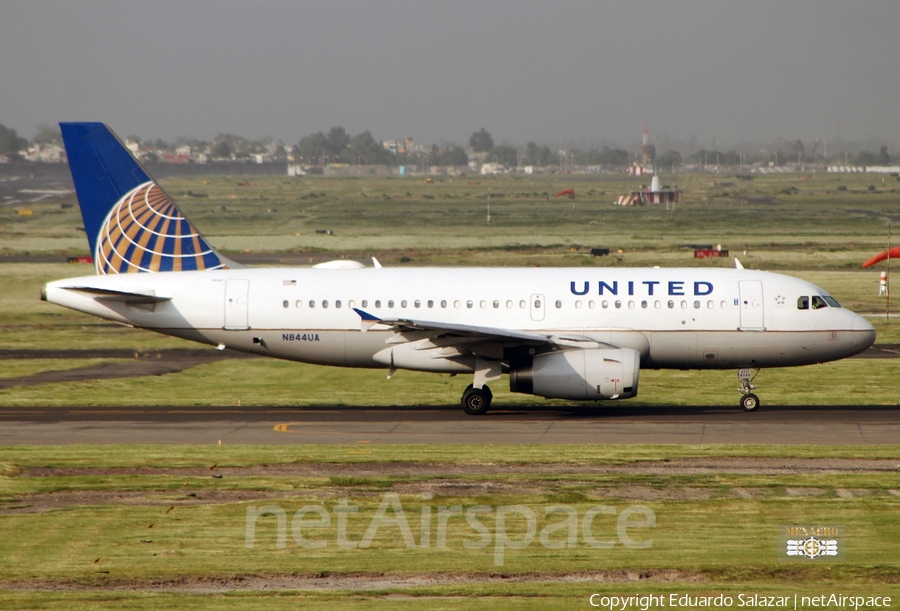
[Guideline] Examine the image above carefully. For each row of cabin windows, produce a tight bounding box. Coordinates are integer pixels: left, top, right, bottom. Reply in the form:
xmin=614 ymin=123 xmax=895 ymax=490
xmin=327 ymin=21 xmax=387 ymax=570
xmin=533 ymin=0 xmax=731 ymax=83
xmin=281 ymin=298 xmax=733 ymax=311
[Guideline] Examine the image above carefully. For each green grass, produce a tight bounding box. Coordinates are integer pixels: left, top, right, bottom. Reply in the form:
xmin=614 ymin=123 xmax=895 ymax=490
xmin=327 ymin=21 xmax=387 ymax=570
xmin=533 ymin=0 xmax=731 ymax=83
xmin=3 ymin=172 xmax=899 ymax=263
xmin=2 ymin=172 xmax=900 ymax=608
xmin=1 ymin=353 xmax=898 ymax=409
xmin=0 ymin=445 xmax=898 ymax=607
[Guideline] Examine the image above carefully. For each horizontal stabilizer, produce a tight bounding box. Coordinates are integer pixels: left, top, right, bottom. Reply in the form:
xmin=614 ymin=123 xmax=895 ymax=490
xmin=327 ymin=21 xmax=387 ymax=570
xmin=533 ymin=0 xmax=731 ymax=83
xmin=65 ymin=286 xmax=172 ymax=305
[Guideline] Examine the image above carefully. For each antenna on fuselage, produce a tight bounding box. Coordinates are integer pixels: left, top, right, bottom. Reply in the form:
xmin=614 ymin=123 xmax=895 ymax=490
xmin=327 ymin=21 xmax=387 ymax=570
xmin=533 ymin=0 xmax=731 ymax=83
xmin=734 ymin=258 xmax=744 ymax=269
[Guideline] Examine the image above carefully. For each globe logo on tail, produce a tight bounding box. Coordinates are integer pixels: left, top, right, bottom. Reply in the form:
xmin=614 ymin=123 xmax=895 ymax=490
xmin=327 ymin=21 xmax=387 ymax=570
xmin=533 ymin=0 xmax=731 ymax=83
xmin=96 ymin=181 xmax=226 ymax=274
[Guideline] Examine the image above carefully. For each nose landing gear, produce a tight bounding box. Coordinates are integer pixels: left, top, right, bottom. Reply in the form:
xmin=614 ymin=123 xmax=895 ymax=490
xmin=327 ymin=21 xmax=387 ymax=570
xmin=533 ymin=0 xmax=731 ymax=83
xmin=738 ymin=368 xmax=760 ymax=412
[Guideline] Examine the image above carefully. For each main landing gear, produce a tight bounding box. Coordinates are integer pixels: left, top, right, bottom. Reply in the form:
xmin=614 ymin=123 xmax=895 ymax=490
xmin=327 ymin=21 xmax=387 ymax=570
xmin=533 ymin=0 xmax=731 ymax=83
xmin=461 ymin=384 xmax=493 ymax=415
xmin=738 ymin=368 xmax=760 ymax=412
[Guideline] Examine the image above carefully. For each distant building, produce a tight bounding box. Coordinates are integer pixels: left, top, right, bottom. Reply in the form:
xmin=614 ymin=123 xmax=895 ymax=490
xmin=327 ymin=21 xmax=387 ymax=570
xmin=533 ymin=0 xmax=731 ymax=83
xmin=480 ymin=162 xmax=506 ymax=175
xmin=21 ymin=143 xmax=66 ymax=162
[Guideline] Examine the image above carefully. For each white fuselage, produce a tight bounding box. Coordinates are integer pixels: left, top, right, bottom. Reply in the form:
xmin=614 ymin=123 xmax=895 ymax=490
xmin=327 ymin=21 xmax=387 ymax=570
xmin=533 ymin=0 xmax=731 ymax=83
xmin=43 ymin=266 xmax=875 ymax=373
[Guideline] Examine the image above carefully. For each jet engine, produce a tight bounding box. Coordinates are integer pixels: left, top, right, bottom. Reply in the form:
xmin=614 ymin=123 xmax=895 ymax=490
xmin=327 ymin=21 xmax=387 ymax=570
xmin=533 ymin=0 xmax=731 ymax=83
xmin=509 ymin=348 xmax=640 ymax=400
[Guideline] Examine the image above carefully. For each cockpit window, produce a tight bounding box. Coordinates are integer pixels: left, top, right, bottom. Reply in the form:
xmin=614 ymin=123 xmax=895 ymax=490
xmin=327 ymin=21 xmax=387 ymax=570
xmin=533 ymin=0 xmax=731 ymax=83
xmin=797 ymin=296 xmax=809 ymax=310
xmin=823 ymin=295 xmax=841 ymax=308
xmin=811 ymin=296 xmax=828 ymax=310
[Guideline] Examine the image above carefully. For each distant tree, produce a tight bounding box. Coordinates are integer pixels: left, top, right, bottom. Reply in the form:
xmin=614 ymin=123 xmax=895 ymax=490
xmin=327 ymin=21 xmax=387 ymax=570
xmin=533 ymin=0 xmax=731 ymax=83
xmin=0 ymin=123 xmax=28 ymax=158
xmin=436 ymin=145 xmax=468 ymax=166
xmin=598 ymin=147 xmax=629 ymax=166
xmin=644 ymin=144 xmax=656 ymax=164
xmin=877 ymin=145 xmax=891 ymax=165
xmin=487 ymin=145 xmax=517 ymax=167
xmin=297 ymin=132 xmax=328 ymax=165
xmin=656 ymin=149 xmax=683 ymax=169
xmin=210 ymin=139 xmax=234 ymax=159
xmin=326 ymin=126 xmax=350 ymax=158
xmin=469 ymin=128 xmax=494 ymax=153
xmin=522 ymin=141 xmax=556 ymax=166
xmin=347 ymin=130 xmax=389 ymax=165
xmin=537 ymin=145 xmax=556 ymax=166
xmin=522 ymin=142 xmax=540 ymax=166
xmin=33 ymin=123 xmax=62 ymax=146
xmin=854 ymin=150 xmax=878 ymax=167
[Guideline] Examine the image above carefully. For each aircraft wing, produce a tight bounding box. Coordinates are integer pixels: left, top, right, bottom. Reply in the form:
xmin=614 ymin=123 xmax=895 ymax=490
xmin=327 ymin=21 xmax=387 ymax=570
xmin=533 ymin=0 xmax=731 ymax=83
xmin=353 ymin=308 xmax=598 ymax=347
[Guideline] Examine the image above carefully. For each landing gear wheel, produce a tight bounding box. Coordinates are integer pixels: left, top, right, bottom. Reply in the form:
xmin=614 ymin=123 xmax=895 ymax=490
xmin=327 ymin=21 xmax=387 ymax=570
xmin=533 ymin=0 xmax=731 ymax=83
xmin=737 ymin=368 xmax=761 ymax=413
xmin=741 ymin=393 xmax=760 ymax=412
xmin=462 ymin=385 xmax=492 ymax=415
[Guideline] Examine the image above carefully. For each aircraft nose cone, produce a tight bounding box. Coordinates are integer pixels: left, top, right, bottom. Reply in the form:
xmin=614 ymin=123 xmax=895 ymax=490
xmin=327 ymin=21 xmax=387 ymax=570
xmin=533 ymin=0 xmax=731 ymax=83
xmin=852 ymin=314 xmax=876 ymax=352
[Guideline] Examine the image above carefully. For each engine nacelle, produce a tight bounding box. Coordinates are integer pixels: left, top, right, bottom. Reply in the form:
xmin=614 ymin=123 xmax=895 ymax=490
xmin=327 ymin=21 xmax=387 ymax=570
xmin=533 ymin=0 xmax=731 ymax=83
xmin=509 ymin=348 xmax=640 ymax=400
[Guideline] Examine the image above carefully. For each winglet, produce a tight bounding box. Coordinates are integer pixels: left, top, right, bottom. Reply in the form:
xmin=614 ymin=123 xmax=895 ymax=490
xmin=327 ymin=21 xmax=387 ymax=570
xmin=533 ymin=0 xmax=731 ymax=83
xmin=353 ymin=308 xmax=381 ymax=332
xmin=372 ymin=257 xmax=383 ymax=269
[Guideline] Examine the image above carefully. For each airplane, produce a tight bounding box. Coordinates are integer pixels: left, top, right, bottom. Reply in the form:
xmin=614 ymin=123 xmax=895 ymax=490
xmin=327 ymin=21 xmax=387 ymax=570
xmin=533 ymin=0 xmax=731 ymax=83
xmin=42 ymin=122 xmax=876 ymax=415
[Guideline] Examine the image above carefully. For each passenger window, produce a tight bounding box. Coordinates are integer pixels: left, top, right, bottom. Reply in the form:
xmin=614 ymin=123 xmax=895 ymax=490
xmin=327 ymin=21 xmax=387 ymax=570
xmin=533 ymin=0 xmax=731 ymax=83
xmin=493 ymin=300 xmax=500 ymax=309
xmin=467 ymin=300 xmax=474 ymax=309
xmin=589 ymin=300 xmax=595 ymax=309
xmin=479 ymin=300 xmax=486 ymax=309
xmin=335 ymin=300 xmax=342 ymax=309
xmin=322 ymin=300 xmax=329 ymax=309
xmin=615 ymin=300 xmax=622 ymax=309
xmin=348 ymin=300 xmax=355 ymax=308
xmin=797 ymin=296 xmax=809 ymax=310
xmin=575 ymin=301 xmax=582 ymax=309
xmin=602 ymin=300 xmax=609 ymax=309
xmin=441 ymin=300 xmax=447 ymax=308
xmin=654 ymin=300 xmax=661 ymax=309
xmin=627 ymin=300 xmax=634 ymax=309
xmin=361 ymin=299 xmax=368 ymax=308
xmin=454 ymin=300 xmax=461 ymax=309
xmin=374 ymin=300 xmax=381 ymax=308
xmin=295 ymin=300 xmax=303 ymax=308
xmin=667 ymin=300 xmax=674 ymax=309
xmin=681 ymin=300 xmax=688 ymax=309
xmin=811 ymin=296 xmax=828 ymax=310
xmin=309 ymin=300 xmax=316 ymax=309
xmin=707 ymin=300 xmax=714 ymax=309
xmin=555 ymin=300 xmax=562 ymax=308
xmin=693 ymin=300 xmax=700 ymax=309
xmin=534 ymin=299 xmax=542 ymax=309
xmin=388 ymin=300 xmax=394 ymax=308
xmin=282 ymin=300 xmax=289 ymax=309
xmin=414 ymin=300 xmax=421 ymax=308
xmin=641 ymin=300 xmax=648 ymax=309
xmin=506 ymin=300 xmax=513 ymax=309
xmin=401 ymin=300 xmax=408 ymax=308
xmin=720 ymin=300 xmax=727 ymax=309
xmin=519 ymin=300 xmax=526 ymax=309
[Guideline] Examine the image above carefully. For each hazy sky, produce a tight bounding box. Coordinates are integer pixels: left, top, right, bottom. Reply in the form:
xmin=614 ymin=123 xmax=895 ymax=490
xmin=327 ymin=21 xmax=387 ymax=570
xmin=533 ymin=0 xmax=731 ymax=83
xmin=3 ymin=1 xmax=898 ymax=150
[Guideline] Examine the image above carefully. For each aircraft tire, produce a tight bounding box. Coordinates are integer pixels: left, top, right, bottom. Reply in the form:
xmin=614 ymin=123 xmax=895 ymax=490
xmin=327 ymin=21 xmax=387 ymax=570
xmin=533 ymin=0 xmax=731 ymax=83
xmin=462 ymin=386 xmax=491 ymax=415
xmin=741 ymin=393 xmax=760 ymax=412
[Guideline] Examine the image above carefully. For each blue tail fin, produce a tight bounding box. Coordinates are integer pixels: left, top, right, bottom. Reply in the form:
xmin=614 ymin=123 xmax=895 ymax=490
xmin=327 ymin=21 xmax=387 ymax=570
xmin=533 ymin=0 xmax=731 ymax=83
xmin=60 ymin=122 xmax=235 ymax=274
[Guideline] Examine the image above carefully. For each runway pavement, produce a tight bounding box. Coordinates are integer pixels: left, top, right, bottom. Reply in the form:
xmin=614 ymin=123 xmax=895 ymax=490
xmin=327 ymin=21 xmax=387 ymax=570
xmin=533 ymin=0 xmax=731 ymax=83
xmin=1 ymin=403 xmax=898 ymax=445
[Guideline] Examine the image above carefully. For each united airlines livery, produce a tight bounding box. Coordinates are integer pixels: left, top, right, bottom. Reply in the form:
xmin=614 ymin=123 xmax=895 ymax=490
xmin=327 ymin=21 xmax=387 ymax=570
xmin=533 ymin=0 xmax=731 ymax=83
xmin=42 ymin=123 xmax=876 ymax=414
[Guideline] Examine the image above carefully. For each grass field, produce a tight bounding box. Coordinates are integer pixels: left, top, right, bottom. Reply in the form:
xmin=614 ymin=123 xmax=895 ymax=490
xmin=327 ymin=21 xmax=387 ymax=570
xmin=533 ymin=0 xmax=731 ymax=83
xmin=2 ymin=170 xmax=899 ymax=608
xmin=1 ymin=445 xmax=899 ymax=609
